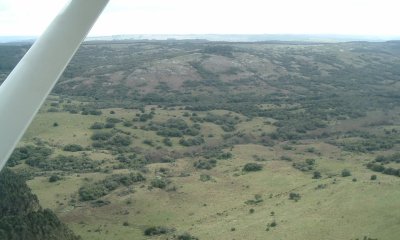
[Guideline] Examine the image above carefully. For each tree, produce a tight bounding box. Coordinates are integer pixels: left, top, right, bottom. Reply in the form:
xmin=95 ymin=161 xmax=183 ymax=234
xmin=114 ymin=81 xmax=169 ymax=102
xmin=341 ymin=169 xmax=351 ymax=177
xmin=312 ymin=171 xmax=321 ymax=179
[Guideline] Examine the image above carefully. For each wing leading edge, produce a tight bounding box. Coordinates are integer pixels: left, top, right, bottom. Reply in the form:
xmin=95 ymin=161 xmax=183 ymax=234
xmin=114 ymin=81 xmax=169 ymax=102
xmin=0 ymin=0 xmax=109 ymax=171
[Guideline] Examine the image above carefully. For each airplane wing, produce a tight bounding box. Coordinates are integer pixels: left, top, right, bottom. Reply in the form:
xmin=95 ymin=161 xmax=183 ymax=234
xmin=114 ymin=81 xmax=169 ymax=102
xmin=0 ymin=0 xmax=109 ymax=171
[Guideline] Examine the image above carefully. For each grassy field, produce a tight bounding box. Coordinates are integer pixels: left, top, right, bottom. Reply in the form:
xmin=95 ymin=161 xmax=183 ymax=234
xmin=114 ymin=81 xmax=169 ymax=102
xmin=22 ymin=105 xmax=400 ymax=240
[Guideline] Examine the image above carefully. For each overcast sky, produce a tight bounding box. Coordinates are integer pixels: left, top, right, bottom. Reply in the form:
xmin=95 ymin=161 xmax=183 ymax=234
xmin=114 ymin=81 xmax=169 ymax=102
xmin=0 ymin=0 xmax=399 ymax=37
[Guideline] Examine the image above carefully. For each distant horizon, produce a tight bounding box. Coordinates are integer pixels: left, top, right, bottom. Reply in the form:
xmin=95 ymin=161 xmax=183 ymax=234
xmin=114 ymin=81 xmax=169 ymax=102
xmin=1 ymin=33 xmax=400 ymax=44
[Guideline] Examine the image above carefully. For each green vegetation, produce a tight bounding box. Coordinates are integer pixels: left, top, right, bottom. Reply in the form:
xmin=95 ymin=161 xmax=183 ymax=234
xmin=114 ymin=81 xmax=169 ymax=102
xmin=194 ymin=159 xmax=217 ymax=170
xmin=366 ymin=154 xmax=400 ymax=177
xmin=242 ymin=163 xmax=263 ymax=172
xmin=78 ymin=173 xmax=145 ymax=201
xmin=341 ymin=169 xmax=352 ymax=177
xmin=63 ymin=144 xmax=84 ymax=152
xmin=143 ymin=226 xmax=173 ymax=236
xmin=4 ymin=40 xmax=400 ymax=240
xmin=0 ymin=168 xmax=80 ymax=240
xmin=289 ymin=192 xmax=301 ymax=202
xmin=7 ymin=145 xmax=52 ymax=167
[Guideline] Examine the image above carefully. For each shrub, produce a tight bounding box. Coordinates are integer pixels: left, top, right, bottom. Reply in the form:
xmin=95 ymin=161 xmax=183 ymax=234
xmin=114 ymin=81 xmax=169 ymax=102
xmin=49 ymin=175 xmax=61 ymax=183
xmin=63 ymin=144 xmax=83 ymax=152
xmin=242 ymin=163 xmax=263 ymax=172
xmin=91 ymin=200 xmax=110 ymax=207
xmin=90 ymin=122 xmax=104 ymax=129
xmin=177 ymin=233 xmax=199 ymax=240
xmin=143 ymin=139 xmax=154 ymax=146
xmin=341 ymin=169 xmax=351 ymax=177
xmin=123 ymin=121 xmax=133 ymax=127
xmin=108 ymin=135 xmax=132 ymax=147
xmin=104 ymin=122 xmax=115 ymax=128
xmin=106 ymin=117 xmax=122 ymax=124
xmin=163 ymin=138 xmax=173 ymax=147
xmin=194 ymin=159 xmax=217 ymax=170
xmin=200 ymin=174 xmax=211 ymax=182
xmin=245 ymin=194 xmax=263 ymax=205
xmin=306 ymin=158 xmax=316 ymax=165
xmin=270 ymin=221 xmax=277 ymax=227
xmin=312 ymin=171 xmax=322 ymax=179
xmin=289 ymin=192 xmax=301 ymax=201
xmin=143 ymin=226 xmax=170 ymax=236
xmin=370 ymin=174 xmax=377 ymax=180
xmin=91 ymin=132 xmax=113 ymax=141
xmin=151 ymin=178 xmax=168 ymax=189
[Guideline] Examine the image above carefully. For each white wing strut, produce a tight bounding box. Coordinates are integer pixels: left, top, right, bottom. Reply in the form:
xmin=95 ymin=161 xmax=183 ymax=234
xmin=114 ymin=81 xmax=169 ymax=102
xmin=0 ymin=0 xmax=109 ymax=171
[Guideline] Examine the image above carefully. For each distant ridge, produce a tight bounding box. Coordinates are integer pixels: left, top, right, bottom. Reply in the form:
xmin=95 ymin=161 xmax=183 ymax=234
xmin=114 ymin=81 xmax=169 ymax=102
xmin=85 ymin=34 xmax=400 ymax=43
xmin=1 ymin=34 xmax=399 ymax=44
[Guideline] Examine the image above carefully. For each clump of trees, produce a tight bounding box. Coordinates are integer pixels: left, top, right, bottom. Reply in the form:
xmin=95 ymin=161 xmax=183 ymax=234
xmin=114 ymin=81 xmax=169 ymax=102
xmin=7 ymin=145 xmax=53 ymax=167
xmin=26 ymin=155 xmax=100 ymax=173
xmin=153 ymin=118 xmax=200 ymax=137
xmin=242 ymin=163 xmax=263 ymax=172
xmin=91 ymin=131 xmax=132 ymax=149
xmin=366 ymin=160 xmax=400 ymax=177
xmin=79 ymin=173 xmax=145 ymax=201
